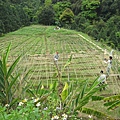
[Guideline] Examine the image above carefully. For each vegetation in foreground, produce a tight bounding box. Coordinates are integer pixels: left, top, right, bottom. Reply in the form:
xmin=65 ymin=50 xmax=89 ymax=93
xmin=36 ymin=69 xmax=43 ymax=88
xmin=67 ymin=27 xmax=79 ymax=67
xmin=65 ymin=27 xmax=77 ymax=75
xmin=0 ymin=44 xmax=120 ymax=120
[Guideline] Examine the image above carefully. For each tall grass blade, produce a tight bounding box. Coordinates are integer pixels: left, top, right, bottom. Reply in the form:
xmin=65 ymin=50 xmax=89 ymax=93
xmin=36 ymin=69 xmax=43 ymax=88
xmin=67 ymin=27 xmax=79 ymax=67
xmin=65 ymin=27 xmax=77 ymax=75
xmin=36 ymin=81 xmax=42 ymax=95
xmin=7 ymin=74 xmax=20 ymax=93
xmin=6 ymin=56 xmax=20 ymax=79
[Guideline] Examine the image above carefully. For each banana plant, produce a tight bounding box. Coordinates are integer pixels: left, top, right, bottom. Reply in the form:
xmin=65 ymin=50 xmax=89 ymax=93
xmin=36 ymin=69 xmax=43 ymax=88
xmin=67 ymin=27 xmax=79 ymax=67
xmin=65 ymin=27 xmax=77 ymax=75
xmin=0 ymin=43 xmax=21 ymax=106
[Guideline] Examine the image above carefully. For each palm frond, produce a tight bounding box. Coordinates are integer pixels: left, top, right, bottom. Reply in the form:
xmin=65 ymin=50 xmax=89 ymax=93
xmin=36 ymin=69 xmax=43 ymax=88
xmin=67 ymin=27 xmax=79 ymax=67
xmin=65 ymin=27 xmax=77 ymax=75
xmin=107 ymin=100 xmax=120 ymax=110
xmin=104 ymin=94 xmax=120 ymax=102
xmin=92 ymin=95 xmax=104 ymax=101
xmin=82 ymin=107 xmax=114 ymax=120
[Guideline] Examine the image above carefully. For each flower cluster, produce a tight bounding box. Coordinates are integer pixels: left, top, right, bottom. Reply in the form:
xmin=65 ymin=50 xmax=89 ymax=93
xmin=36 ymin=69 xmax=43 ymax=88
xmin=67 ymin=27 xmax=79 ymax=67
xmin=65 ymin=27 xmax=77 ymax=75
xmin=51 ymin=113 xmax=68 ymax=120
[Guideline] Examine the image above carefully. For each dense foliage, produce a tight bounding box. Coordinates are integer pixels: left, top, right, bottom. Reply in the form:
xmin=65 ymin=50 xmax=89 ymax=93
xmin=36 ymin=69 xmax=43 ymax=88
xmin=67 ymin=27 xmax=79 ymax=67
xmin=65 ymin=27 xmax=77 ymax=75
xmin=0 ymin=0 xmax=120 ymax=49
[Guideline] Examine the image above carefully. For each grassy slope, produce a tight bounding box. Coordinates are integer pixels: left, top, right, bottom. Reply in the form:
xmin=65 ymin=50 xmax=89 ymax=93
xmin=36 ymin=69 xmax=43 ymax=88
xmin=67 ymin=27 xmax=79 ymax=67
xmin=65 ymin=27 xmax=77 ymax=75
xmin=0 ymin=25 xmax=120 ymax=118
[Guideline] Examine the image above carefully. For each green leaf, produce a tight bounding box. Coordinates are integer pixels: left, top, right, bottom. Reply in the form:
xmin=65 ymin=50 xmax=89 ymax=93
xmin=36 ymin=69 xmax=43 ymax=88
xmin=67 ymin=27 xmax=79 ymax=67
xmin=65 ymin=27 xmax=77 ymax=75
xmin=61 ymin=82 xmax=69 ymax=102
xmin=6 ymin=56 xmax=21 ymax=79
xmin=36 ymin=81 xmax=41 ymax=95
xmin=0 ymin=76 xmax=5 ymax=89
xmin=104 ymin=101 xmax=118 ymax=107
xmin=107 ymin=100 xmax=120 ymax=110
xmin=75 ymin=92 xmax=81 ymax=107
xmin=80 ymin=80 xmax=87 ymax=99
xmin=82 ymin=107 xmax=113 ymax=119
xmin=7 ymin=74 xmax=20 ymax=93
xmin=50 ymin=81 xmax=57 ymax=92
xmin=104 ymin=95 xmax=120 ymax=102
xmin=22 ymin=69 xmax=31 ymax=82
xmin=92 ymin=96 xmax=104 ymax=101
xmin=2 ymin=43 xmax=11 ymax=76
xmin=10 ymin=98 xmax=18 ymax=108
xmin=63 ymin=54 xmax=72 ymax=70
xmin=2 ymin=54 xmax=7 ymax=76
xmin=26 ymin=89 xmax=36 ymax=97
xmin=5 ymin=43 xmax=11 ymax=63
xmin=0 ymin=92 xmax=5 ymax=100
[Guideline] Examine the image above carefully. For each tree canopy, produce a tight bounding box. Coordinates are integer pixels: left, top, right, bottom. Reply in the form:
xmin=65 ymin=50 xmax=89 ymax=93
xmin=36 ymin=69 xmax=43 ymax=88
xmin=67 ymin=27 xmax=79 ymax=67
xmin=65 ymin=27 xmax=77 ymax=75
xmin=0 ymin=0 xmax=120 ymax=49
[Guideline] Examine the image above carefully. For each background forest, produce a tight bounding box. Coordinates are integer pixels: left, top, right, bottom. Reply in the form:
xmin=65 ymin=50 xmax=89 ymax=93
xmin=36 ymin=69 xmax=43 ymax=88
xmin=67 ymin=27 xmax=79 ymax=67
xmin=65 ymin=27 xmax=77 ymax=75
xmin=0 ymin=0 xmax=120 ymax=50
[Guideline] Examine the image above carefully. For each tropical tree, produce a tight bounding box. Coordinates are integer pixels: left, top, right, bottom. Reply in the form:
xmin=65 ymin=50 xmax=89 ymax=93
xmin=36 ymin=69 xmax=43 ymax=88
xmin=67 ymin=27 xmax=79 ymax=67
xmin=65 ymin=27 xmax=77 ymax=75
xmin=53 ymin=1 xmax=71 ymax=26
xmin=81 ymin=0 xmax=100 ymax=20
xmin=38 ymin=5 xmax=55 ymax=25
xmin=60 ymin=8 xmax=74 ymax=28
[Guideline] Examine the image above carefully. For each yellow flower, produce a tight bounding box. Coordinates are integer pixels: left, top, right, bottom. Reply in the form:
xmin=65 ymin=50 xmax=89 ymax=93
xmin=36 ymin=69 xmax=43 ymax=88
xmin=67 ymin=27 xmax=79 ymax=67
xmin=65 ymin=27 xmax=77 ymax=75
xmin=22 ymin=98 xmax=27 ymax=103
xmin=6 ymin=64 xmax=10 ymax=67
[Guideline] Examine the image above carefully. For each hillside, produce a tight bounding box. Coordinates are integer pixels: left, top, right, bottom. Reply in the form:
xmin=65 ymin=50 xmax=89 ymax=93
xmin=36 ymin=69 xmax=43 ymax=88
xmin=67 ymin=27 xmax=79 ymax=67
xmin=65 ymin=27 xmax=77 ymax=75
xmin=0 ymin=25 xmax=120 ymax=95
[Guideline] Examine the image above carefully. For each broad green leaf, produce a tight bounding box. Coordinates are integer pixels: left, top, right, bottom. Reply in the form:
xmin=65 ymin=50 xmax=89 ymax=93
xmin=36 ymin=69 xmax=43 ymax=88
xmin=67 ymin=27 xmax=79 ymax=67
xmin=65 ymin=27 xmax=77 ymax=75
xmin=61 ymin=82 xmax=69 ymax=102
xmin=50 ymin=83 xmax=53 ymax=90
xmin=53 ymin=81 xmax=57 ymax=90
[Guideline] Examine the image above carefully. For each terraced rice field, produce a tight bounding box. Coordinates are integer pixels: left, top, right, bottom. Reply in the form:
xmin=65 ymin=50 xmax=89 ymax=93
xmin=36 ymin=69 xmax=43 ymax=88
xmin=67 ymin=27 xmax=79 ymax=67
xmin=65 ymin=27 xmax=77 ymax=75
xmin=0 ymin=25 xmax=120 ymax=96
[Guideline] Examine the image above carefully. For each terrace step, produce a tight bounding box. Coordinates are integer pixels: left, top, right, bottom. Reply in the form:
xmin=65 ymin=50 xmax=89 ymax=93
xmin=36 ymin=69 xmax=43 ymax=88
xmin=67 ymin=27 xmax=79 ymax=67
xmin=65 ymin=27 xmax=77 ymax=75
xmin=29 ymin=73 xmax=99 ymax=80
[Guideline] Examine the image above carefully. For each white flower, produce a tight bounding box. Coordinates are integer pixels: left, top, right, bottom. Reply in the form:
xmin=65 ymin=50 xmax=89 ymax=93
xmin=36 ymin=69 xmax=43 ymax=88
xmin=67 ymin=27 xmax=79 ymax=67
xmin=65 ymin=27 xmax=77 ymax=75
xmin=5 ymin=104 xmax=9 ymax=107
xmin=62 ymin=113 xmax=68 ymax=118
xmin=88 ymin=115 xmax=92 ymax=118
xmin=18 ymin=102 xmax=24 ymax=106
xmin=33 ymin=98 xmax=39 ymax=103
xmin=43 ymin=107 xmax=48 ymax=110
xmin=51 ymin=115 xmax=59 ymax=120
xmin=62 ymin=118 xmax=67 ymax=120
xmin=41 ymin=85 xmax=44 ymax=89
xmin=36 ymin=102 xmax=41 ymax=107
xmin=56 ymin=107 xmax=61 ymax=110
xmin=31 ymin=97 xmax=34 ymax=99
xmin=62 ymin=113 xmax=68 ymax=120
